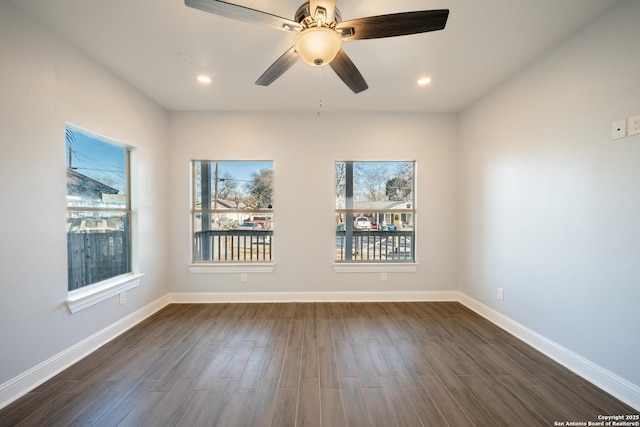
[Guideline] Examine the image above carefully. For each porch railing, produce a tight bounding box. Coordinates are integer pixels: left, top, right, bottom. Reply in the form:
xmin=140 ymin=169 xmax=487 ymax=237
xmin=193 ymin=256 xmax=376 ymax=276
xmin=194 ymin=229 xmax=409 ymax=262
xmin=336 ymin=230 xmax=414 ymax=261
xmin=194 ymin=229 xmax=273 ymax=262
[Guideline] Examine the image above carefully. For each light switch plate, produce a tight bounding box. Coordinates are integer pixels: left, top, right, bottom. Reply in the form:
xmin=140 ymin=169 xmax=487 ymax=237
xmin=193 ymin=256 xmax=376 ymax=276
xmin=628 ymin=115 xmax=640 ymax=136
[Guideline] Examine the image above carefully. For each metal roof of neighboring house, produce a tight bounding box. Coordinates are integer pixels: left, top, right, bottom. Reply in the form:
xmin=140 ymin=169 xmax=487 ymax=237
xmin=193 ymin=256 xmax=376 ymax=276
xmin=67 ymin=168 xmax=119 ymax=200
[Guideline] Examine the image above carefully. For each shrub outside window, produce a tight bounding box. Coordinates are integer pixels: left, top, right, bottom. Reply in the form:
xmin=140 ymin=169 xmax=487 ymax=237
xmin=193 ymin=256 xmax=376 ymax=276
xmin=336 ymin=161 xmax=415 ymax=262
xmin=192 ymin=161 xmax=273 ymax=263
xmin=66 ymin=126 xmax=131 ymax=290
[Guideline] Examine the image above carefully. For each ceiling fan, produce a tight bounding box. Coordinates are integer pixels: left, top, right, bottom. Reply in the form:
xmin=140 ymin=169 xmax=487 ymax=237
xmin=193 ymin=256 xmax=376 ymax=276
xmin=184 ymin=0 xmax=449 ymax=93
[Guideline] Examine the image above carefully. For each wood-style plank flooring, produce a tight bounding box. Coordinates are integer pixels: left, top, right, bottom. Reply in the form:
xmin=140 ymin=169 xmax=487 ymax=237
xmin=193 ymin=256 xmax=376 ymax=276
xmin=0 ymin=302 xmax=636 ymax=426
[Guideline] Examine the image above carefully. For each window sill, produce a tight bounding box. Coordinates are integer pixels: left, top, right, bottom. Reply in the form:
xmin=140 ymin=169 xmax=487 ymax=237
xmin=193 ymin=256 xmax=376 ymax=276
xmin=189 ymin=263 xmax=275 ymax=274
xmin=66 ymin=273 xmax=144 ymax=313
xmin=333 ymin=263 xmax=418 ymax=273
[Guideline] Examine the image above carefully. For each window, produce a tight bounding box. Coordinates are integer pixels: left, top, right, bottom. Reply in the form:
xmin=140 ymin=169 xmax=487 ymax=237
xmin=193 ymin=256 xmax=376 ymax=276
xmin=192 ymin=161 xmax=273 ymax=263
xmin=335 ymin=161 xmax=415 ymax=262
xmin=66 ymin=126 xmax=131 ymax=290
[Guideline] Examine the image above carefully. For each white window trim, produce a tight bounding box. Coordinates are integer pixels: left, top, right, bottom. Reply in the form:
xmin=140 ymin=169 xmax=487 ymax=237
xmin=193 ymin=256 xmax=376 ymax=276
xmin=189 ymin=263 xmax=275 ymax=274
xmin=335 ymin=160 xmax=417 ymax=264
xmin=65 ymin=124 xmax=135 ymax=297
xmin=190 ymin=160 xmax=274 ymax=265
xmin=66 ymin=273 xmax=143 ymax=313
xmin=333 ymin=263 xmax=418 ymax=273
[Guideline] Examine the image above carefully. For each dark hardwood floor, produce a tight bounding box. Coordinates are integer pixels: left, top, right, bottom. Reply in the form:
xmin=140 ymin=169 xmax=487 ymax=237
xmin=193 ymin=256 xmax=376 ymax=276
xmin=1 ymin=302 xmax=636 ymax=426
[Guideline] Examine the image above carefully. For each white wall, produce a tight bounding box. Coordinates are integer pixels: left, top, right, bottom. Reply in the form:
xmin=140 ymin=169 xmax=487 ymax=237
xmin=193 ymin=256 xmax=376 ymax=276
xmin=3 ymin=0 xmax=639 ymax=411
xmin=0 ymin=2 xmax=169 ymax=386
xmin=167 ymin=112 xmax=458 ymax=296
xmin=458 ymin=0 xmax=640 ymax=390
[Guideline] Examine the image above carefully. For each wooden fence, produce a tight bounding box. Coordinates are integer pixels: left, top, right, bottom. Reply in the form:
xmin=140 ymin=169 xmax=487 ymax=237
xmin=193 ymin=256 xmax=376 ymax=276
xmin=67 ymin=231 xmax=130 ymax=290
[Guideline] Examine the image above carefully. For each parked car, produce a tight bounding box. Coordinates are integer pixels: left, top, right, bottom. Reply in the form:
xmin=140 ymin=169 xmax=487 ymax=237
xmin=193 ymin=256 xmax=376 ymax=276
xmin=353 ymin=217 xmax=372 ymax=230
xmin=237 ymin=221 xmax=260 ymax=230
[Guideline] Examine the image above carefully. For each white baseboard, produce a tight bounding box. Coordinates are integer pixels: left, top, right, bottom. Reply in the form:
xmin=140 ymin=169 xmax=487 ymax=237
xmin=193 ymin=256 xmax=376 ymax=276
xmin=458 ymin=292 xmax=640 ymax=411
xmin=0 ymin=294 xmax=170 ymax=410
xmin=3 ymin=291 xmax=638 ymax=412
xmin=167 ymin=290 xmax=458 ymax=303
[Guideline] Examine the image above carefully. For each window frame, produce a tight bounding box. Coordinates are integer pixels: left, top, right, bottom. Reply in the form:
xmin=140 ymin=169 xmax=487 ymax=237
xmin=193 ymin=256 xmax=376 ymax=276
xmin=65 ymin=124 xmax=141 ymax=312
xmin=334 ymin=160 xmax=417 ymax=268
xmin=189 ymin=160 xmax=275 ymax=272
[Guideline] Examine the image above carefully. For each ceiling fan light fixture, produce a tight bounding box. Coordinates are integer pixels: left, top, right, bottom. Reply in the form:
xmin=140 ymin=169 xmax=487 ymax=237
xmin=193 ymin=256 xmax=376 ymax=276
xmin=294 ymin=26 xmax=342 ymax=66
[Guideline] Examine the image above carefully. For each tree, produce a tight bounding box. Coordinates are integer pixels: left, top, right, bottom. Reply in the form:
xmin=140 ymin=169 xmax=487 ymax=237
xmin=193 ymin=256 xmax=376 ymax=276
xmin=385 ymin=176 xmax=412 ymax=201
xmin=229 ymin=191 xmax=243 ymax=209
xmin=385 ymin=163 xmax=413 ymax=201
xmin=356 ymin=164 xmax=387 ymax=202
xmin=217 ymin=171 xmax=238 ymax=200
xmin=335 ymin=162 xmax=346 ymax=208
xmin=245 ymin=168 xmax=273 ymax=209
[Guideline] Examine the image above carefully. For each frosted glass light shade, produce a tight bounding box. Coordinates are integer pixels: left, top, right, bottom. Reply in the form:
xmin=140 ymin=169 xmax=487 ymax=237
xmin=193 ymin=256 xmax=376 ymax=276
xmin=294 ymin=27 xmax=342 ymax=66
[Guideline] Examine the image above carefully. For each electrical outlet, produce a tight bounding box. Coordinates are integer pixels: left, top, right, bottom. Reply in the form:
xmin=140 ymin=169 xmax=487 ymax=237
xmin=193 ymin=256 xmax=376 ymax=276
xmin=240 ymin=273 xmax=247 ymax=282
xmin=628 ymin=115 xmax=640 ymax=136
xmin=612 ymin=120 xmax=626 ymax=140
xmin=380 ymin=272 xmax=387 ymax=281
xmin=497 ymin=288 xmax=504 ymax=301
xmin=119 ymin=292 xmax=126 ymax=305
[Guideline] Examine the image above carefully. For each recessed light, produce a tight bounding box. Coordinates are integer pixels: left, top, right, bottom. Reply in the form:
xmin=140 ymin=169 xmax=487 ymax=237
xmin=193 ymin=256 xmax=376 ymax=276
xmin=197 ymin=74 xmax=212 ymax=85
xmin=417 ymin=77 xmax=431 ymax=86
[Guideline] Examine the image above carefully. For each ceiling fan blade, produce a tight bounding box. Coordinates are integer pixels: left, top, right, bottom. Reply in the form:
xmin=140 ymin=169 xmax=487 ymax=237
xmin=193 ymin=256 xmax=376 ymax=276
xmin=329 ymin=49 xmax=368 ymax=94
xmin=255 ymin=47 xmax=300 ymax=86
xmin=309 ymin=0 xmax=336 ymax=23
xmin=185 ymin=0 xmax=302 ymax=33
xmin=336 ymin=9 xmax=449 ymax=40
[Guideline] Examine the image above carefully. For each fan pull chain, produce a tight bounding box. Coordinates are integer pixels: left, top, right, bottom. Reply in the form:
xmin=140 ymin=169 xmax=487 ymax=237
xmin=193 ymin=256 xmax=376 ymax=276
xmin=316 ymin=66 xmax=324 ymax=116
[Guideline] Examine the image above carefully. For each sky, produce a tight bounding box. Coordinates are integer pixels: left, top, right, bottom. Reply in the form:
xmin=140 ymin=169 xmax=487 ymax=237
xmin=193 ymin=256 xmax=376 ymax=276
xmin=65 ymin=127 xmax=127 ymax=194
xmin=64 ymin=131 xmax=409 ymax=203
xmin=65 ymin=129 xmax=272 ymax=194
xmin=214 ymin=160 xmax=272 ymax=184
xmin=64 ymin=125 xmax=276 ymax=213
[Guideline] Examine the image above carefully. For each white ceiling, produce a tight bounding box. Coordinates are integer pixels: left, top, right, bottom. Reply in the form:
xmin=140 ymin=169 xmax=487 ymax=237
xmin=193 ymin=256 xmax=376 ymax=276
xmin=12 ymin=0 xmax=620 ymax=113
